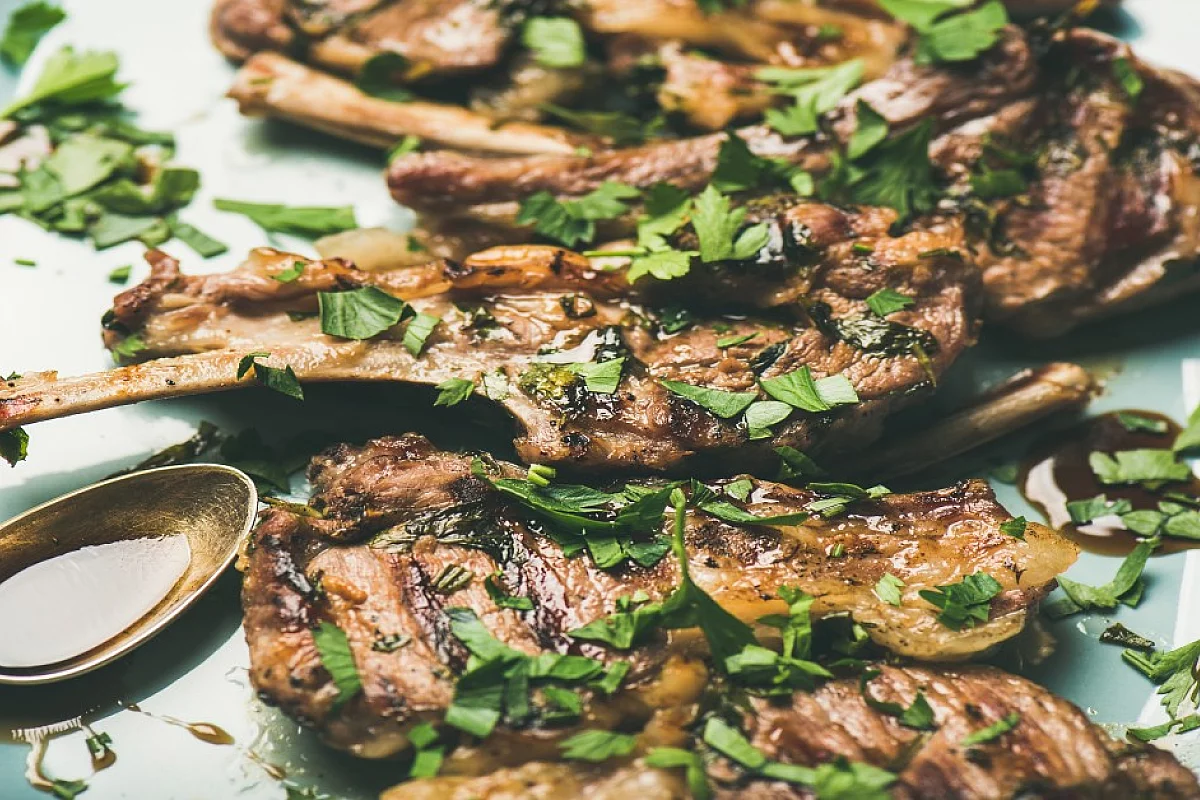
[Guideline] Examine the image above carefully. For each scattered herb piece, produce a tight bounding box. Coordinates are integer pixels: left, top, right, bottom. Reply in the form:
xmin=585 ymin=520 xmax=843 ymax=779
xmin=558 ymin=729 xmax=637 ymax=763
xmin=879 ymin=0 xmax=1007 ymax=64
xmin=645 ymin=748 xmax=711 ymax=800
xmin=355 ymin=52 xmax=413 ymax=102
xmin=0 ymin=427 xmax=30 ymax=466
xmin=1065 ymin=494 xmax=1133 ymax=524
xmin=522 ymin=17 xmax=585 ymax=69
xmin=434 ymin=377 xmax=474 ymax=407
xmin=1042 ymin=539 xmax=1155 ymax=620
xmin=318 ymin=285 xmax=409 ymax=340
xmin=1 ymin=47 xmax=123 ymax=119
xmin=661 ymin=379 xmax=757 ymax=419
xmin=999 ymin=516 xmax=1026 ymax=540
xmin=406 ymin=722 xmax=443 ymax=779
xmin=516 ymin=182 xmax=638 ymax=247
xmin=167 ymin=216 xmax=228 ymax=258
xmin=236 ymin=352 xmax=304 ymax=401
xmin=432 ymin=564 xmax=474 ymax=595
xmin=312 ymin=621 xmax=362 ymax=708
xmin=49 ymin=779 xmax=88 ymax=800
xmin=847 ymin=100 xmax=888 ymax=160
xmin=371 ymin=632 xmax=409 ymax=653
xmin=760 ymin=366 xmax=859 ymax=413
xmin=568 ymin=357 xmax=625 ymax=394
xmin=860 ymin=669 xmax=936 ymax=729
xmin=919 ymin=572 xmax=1002 ymax=631
xmin=716 ymin=332 xmax=758 ymax=349
xmin=744 ymin=399 xmax=791 ymax=440
xmin=213 ymin=199 xmax=357 ymax=237
xmin=272 ymin=261 xmax=304 ymax=283
xmin=759 ymin=60 xmax=864 ymax=136
xmin=1112 ymin=57 xmax=1144 ymax=102
xmin=1123 ymin=636 xmax=1200 ymax=718
xmin=1089 ymin=449 xmax=1190 ymax=486
xmin=107 ymin=264 xmax=131 ymax=283
xmin=691 ymin=184 xmax=769 ymax=263
xmin=874 ymin=573 xmax=904 ymax=607
xmin=1116 ymin=411 xmax=1168 ymax=434
xmin=961 ymin=712 xmax=1020 ymax=748
xmin=1101 ymin=623 xmax=1155 ymax=651
xmin=1 ymin=1 xmax=65 ymax=65
xmin=484 ymin=574 xmax=534 ymax=611
xmin=865 ymin=288 xmax=914 ymax=317
xmin=1128 ymin=715 xmax=1200 ymax=742
xmin=386 ymin=135 xmax=421 ymax=164
xmin=403 ymin=313 xmax=440 ymax=356
xmin=1175 ymin=405 xmax=1200 ymax=453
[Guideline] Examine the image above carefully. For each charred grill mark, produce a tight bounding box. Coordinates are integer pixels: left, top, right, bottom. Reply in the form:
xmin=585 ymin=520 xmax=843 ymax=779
xmin=399 ymin=557 xmax=472 ymax=672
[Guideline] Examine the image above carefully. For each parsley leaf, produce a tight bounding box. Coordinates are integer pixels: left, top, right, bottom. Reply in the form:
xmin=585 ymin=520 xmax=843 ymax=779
xmin=1 ymin=2 xmax=65 ymax=66
xmin=760 ymin=367 xmax=859 ymax=413
xmin=1175 ymin=404 xmax=1200 ymax=453
xmin=1044 ymin=539 xmax=1155 ymax=620
xmin=355 ymin=52 xmax=413 ymax=102
xmin=860 ymin=669 xmax=936 ymax=729
xmin=847 ymin=101 xmax=889 ymax=160
xmin=1065 ymin=494 xmax=1133 ymax=524
xmin=559 ymin=729 xmax=638 ymax=762
xmin=168 ymin=216 xmax=228 ymax=258
xmin=522 ymin=17 xmax=585 ymax=69
xmin=759 ymin=60 xmax=864 ymax=136
xmin=823 ymin=119 xmax=939 ymax=220
xmin=1089 ymin=449 xmax=1191 ymax=485
xmin=312 ymin=621 xmax=362 ymax=708
xmin=1 ymin=47 xmax=123 ymax=119
xmin=1127 ymin=714 xmax=1200 ymax=742
xmin=434 ymin=377 xmax=475 ymax=407
xmin=569 ymin=593 xmax=664 ymax=650
xmin=627 ymin=248 xmax=695 ymax=283
xmin=213 ymin=199 xmax=357 ymax=237
xmin=661 ymin=379 xmax=757 ymax=419
xmin=691 ymin=185 xmax=769 ymax=263
xmin=918 ymin=572 xmax=1002 ymax=631
xmin=645 ymin=748 xmax=711 ymax=800
xmin=961 ymin=711 xmax=1020 ymax=747
xmin=568 ymin=358 xmax=625 ymax=394
xmin=236 ymin=352 xmax=305 ymax=401
xmin=999 ymin=516 xmax=1026 ymax=540
xmin=0 ymin=427 xmax=30 ymax=466
xmin=1124 ymin=637 xmax=1200 ymax=719
xmin=406 ymin=722 xmax=443 ymax=778
xmin=874 ymin=573 xmax=904 ymax=607
xmin=864 ymin=288 xmax=914 ymax=317
xmin=402 ymin=312 xmax=440 ymax=356
xmin=1116 ymin=411 xmax=1169 ymax=434
xmin=484 ymin=574 xmax=535 ymax=611
xmin=744 ymin=399 xmax=791 ymax=440
xmin=272 ymin=261 xmax=304 ymax=283
xmin=517 ymin=182 xmax=639 ymax=247
xmin=318 ymin=286 xmax=410 ymax=340
xmin=880 ymin=0 xmax=1008 ymax=65
xmin=1112 ymin=57 xmax=1144 ymax=102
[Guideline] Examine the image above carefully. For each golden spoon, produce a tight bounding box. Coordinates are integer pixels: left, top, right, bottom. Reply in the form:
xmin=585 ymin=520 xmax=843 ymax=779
xmin=0 ymin=464 xmax=257 ymax=685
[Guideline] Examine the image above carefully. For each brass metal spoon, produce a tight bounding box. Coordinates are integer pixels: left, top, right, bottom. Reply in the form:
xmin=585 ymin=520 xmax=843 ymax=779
xmin=0 ymin=464 xmax=257 ymax=685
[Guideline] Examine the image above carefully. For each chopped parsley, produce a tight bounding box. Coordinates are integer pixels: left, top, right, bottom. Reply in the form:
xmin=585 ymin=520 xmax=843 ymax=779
xmin=716 ymin=333 xmax=758 ymax=349
xmin=744 ymin=400 xmax=792 ymax=440
xmin=999 ymin=516 xmax=1026 ymax=540
xmin=860 ymin=669 xmax=936 ymax=729
xmin=1175 ymin=404 xmax=1200 ymax=453
xmin=1 ymin=46 xmax=122 ymax=118
xmin=1100 ymin=623 xmax=1155 ymax=651
xmin=1043 ymin=539 xmax=1155 ymax=620
xmin=431 ymin=564 xmax=474 ymax=595
xmin=864 ymin=288 xmax=914 ymax=317
xmin=1116 ymin=411 xmax=1169 ymax=434
xmin=386 ymin=135 xmax=421 ymax=164
xmin=213 ymin=199 xmax=357 ymax=237
xmin=402 ymin=312 xmax=440 ymax=356
xmin=1 ymin=2 xmax=65 ymax=66
xmin=558 ymin=729 xmax=638 ymax=762
xmin=484 ymin=574 xmax=534 ymax=611
xmin=1089 ymin=449 xmax=1191 ymax=485
xmin=760 ymin=367 xmax=859 ymax=413
xmin=1127 ymin=715 xmax=1200 ymax=743
xmin=355 ymin=52 xmax=413 ymax=102
xmin=661 ymin=379 xmax=757 ymax=419
xmin=1065 ymin=494 xmax=1132 ymax=524
xmin=434 ymin=377 xmax=474 ymax=407
xmin=107 ymin=264 xmax=131 ymax=283
xmin=567 ymin=357 xmax=625 ymax=394
xmin=272 ymin=261 xmax=305 ymax=283
xmin=312 ymin=621 xmax=362 ymax=708
xmin=318 ymin=285 xmax=410 ymax=340
xmin=1124 ymin=636 xmax=1200 ymax=719
xmin=822 ymin=119 xmax=939 ymax=220
xmin=645 ymin=748 xmax=711 ymax=800
xmin=847 ymin=101 xmax=889 ymax=160
xmin=236 ymin=352 xmax=304 ymax=401
xmin=516 ymin=182 xmax=639 ymax=247
xmin=961 ymin=711 xmax=1020 ymax=748
xmin=0 ymin=427 xmax=29 ymax=466
xmin=406 ymin=722 xmax=443 ymax=779
xmin=874 ymin=573 xmax=904 ymax=607
xmin=880 ymin=0 xmax=1008 ymax=65
xmin=918 ymin=572 xmax=1002 ymax=631
xmin=522 ymin=17 xmax=586 ymax=69
xmin=759 ymin=60 xmax=864 ymax=137
xmin=1112 ymin=57 xmax=1143 ymax=102
xmin=692 ymin=184 xmax=769 ymax=262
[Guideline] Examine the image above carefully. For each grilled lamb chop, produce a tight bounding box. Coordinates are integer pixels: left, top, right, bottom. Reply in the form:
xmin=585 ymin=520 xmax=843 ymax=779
xmin=243 ymin=433 xmax=1077 ymax=759
xmin=385 ymin=665 xmax=1196 ymax=799
xmin=0 ymin=203 xmax=986 ymax=474
xmin=386 ymin=26 xmax=1200 ymax=337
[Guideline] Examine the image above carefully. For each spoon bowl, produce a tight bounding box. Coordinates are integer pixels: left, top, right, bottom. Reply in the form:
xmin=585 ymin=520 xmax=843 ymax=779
xmin=0 ymin=464 xmax=257 ymax=685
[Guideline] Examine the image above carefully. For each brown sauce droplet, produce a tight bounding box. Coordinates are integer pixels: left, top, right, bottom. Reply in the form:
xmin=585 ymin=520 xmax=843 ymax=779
xmin=1019 ymin=410 xmax=1200 ymax=555
xmin=127 ymin=705 xmax=234 ymax=745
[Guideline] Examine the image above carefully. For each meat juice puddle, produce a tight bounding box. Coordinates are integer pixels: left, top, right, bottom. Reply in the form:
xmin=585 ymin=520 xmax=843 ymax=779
xmin=1019 ymin=410 xmax=1200 ymax=555
xmin=0 ymin=534 xmax=192 ymax=668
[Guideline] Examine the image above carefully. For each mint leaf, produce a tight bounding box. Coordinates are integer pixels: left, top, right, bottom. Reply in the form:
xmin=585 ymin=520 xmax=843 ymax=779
xmin=661 ymin=379 xmax=757 ymax=419
xmin=760 ymin=366 xmax=859 ymax=413
xmin=318 ymin=286 xmax=409 ymax=340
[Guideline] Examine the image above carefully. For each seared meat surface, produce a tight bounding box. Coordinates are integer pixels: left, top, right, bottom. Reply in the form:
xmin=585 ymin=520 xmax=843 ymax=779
xmin=243 ymin=434 xmax=1075 ymax=759
xmin=384 ymin=665 xmax=1196 ymax=799
xmin=0 ymin=203 xmax=982 ymax=474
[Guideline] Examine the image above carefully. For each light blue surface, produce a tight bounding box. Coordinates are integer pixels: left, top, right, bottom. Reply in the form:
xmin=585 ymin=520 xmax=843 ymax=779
xmin=0 ymin=0 xmax=1198 ymax=797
